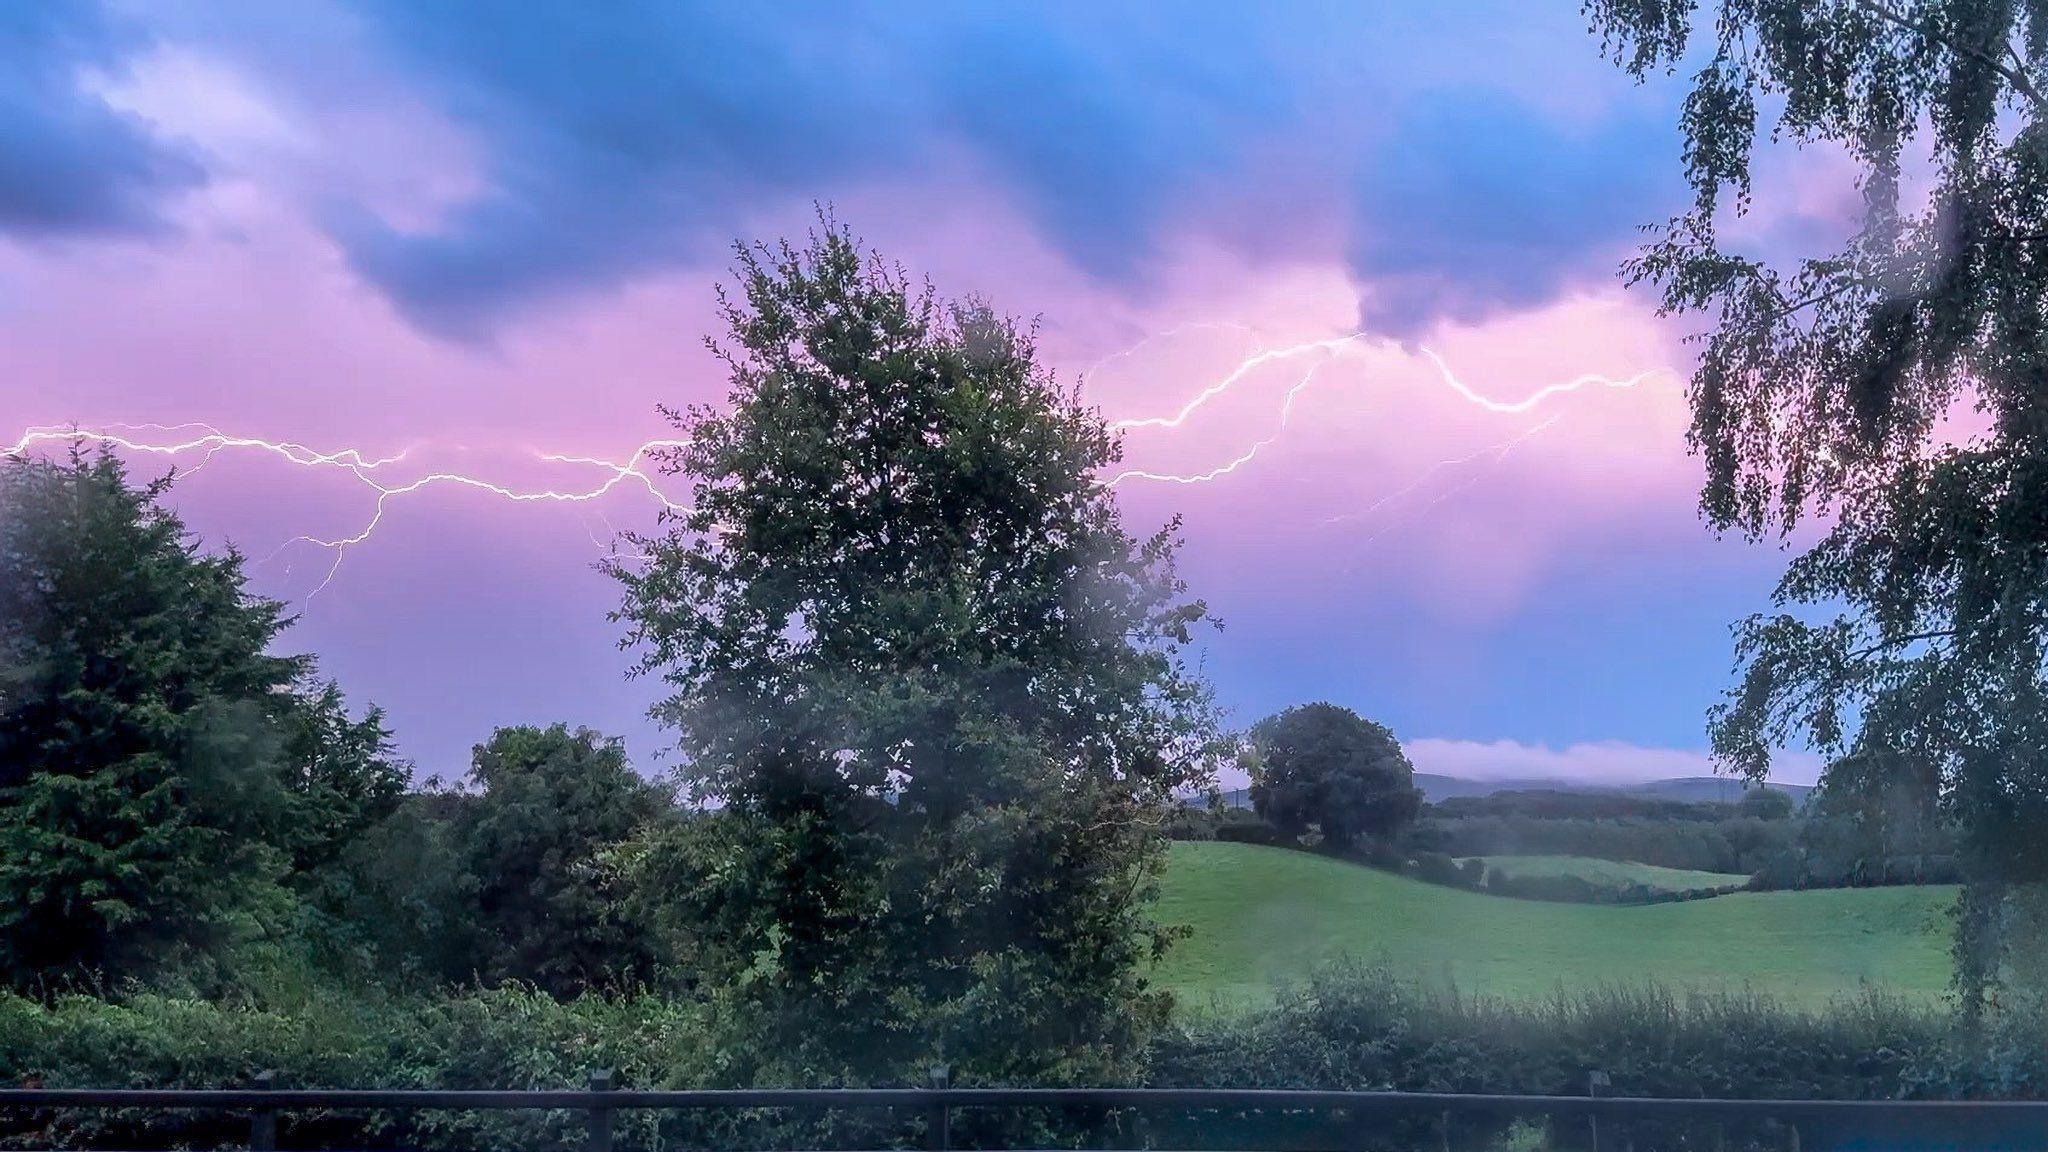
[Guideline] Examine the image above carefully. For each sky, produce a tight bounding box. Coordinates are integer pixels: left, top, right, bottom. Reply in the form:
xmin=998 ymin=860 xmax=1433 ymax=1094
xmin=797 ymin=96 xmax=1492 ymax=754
xmin=3 ymin=1 xmax=1859 ymax=785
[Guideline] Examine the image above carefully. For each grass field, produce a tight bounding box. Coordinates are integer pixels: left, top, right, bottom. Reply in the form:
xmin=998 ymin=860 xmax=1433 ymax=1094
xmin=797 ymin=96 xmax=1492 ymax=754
xmin=1471 ymin=854 xmax=1750 ymax=894
xmin=1155 ymin=841 xmax=1956 ymax=1008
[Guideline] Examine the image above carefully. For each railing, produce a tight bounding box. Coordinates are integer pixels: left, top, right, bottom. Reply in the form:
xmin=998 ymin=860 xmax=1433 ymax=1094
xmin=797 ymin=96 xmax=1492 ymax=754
xmin=7 ymin=1078 xmax=2048 ymax=1151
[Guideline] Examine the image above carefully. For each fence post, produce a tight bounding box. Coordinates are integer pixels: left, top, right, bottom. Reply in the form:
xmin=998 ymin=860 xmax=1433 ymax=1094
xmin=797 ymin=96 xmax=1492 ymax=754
xmin=586 ymin=1069 xmax=616 ymax=1152
xmin=248 ymin=1070 xmax=278 ymax=1152
xmin=1587 ymin=1070 xmax=1609 ymax=1152
xmin=925 ymin=1063 xmax=950 ymax=1152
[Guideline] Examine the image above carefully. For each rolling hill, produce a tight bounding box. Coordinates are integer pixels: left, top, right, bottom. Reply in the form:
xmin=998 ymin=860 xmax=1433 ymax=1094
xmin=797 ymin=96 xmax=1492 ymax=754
xmin=1154 ymin=841 xmax=1954 ymax=1007
xmin=1470 ymin=854 xmax=1750 ymax=895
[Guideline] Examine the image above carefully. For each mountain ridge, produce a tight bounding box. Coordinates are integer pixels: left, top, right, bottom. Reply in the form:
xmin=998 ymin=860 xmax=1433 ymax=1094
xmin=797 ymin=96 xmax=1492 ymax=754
xmin=1215 ymin=773 xmax=1813 ymax=809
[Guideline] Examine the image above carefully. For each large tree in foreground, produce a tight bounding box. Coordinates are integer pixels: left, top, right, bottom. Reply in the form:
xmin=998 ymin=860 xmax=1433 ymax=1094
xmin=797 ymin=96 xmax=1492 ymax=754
xmin=1587 ymin=0 xmax=2048 ymax=1001
xmin=0 ymin=450 xmax=306 ymax=986
xmin=0 ymin=448 xmax=404 ymax=988
xmin=611 ymin=224 xmax=1221 ymax=1081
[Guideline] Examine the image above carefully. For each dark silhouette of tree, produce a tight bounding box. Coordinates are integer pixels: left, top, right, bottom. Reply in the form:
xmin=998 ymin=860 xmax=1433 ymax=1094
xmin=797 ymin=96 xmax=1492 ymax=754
xmin=1737 ymin=787 xmax=1797 ymax=822
xmin=1248 ymin=703 xmax=1421 ymax=850
xmin=1588 ymin=0 xmax=2048 ymax=1004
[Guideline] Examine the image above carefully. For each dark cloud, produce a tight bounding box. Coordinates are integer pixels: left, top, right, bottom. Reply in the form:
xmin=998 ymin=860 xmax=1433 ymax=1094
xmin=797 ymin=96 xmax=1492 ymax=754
xmin=334 ymin=2 xmax=1282 ymax=340
xmin=926 ymin=13 xmax=1280 ymax=280
xmin=1349 ymin=93 xmax=1679 ymax=339
xmin=184 ymin=2 xmax=1677 ymax=342
xmin=334 ymin=3 xmax=918 ymax=340
xmin=0 ymin=5 xmax=203 ymax=238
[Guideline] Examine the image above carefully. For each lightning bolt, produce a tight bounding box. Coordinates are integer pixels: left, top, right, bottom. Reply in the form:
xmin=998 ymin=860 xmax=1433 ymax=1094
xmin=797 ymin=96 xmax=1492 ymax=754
xmin=1099 ymin=332 xmax=1670 ymax=439
xmin=5 ymin=323 xmax=1671 ymax=598
xmin=1415 ymin=348 xmax=1667 ymax=414
xmin=1080 ymin=320 xmax=1259 ymax=382
xmin=7 ymin=425 xmax=693 ymax=599
xmin=1109 ymin=334 xmax=1371 ymax=432
xmin=1323 ymin=416 xmax=1561 ymax=528
xmin=1102 ymin=359 xmax=1332 ymax=487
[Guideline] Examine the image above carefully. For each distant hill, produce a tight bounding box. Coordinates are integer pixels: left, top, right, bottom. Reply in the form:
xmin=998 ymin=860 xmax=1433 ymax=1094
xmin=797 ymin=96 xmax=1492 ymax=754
xmin=1155 ymin=841 xmax=1952 ymax=1005
xmin=1213 ymin=774 xmax=1812 ymax=810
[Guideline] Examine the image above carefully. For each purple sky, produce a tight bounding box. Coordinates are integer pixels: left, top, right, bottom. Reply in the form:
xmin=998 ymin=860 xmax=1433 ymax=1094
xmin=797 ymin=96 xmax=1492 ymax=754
xmin=4 ymin=2 xmax=1857 ymax=784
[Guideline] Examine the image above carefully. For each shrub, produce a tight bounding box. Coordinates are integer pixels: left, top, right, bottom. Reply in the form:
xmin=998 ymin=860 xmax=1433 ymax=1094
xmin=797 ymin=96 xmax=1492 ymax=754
xmin=1150 ymin=964 xmax=1950 ymax=1151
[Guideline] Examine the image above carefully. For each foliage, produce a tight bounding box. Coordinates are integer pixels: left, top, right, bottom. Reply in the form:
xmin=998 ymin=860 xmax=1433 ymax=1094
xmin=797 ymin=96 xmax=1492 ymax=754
xmin=0 ymin=450 xmax=286 ymax=987
xmin=1749 ymin=764 xmax=1962 ymax=890
xmin=1154 ymin=965 xmax=1948 ymax=1151
xmin=1246 ymin=703 xmax=1421 ymax=849
xmin=307 ymin=793 xmax=479 ymax=986
xmin=0 ymin=449 xmax=410 ymax=992
xmin=0 ymin=986 xmax=711 ymax=1152
xmin=1409 ymin=804 xmax=1796 ymax=875
xmin=274 ymin=683 xmax=412 ymax=970
xmin=1736 ymin=787 xmax=1797 ymax=821
xmin=608 ymin=223 xmax=1223 ymax=1083
xmin=1401 ymin=849 xmax=1483 ymax=890
xmin=1586 ymin=0 xmax=2048 ymax=997
xmin=4 ymin=968 xmax=2025 ymax=1152
xmin=1473 ymin=856 xmax=1749 ymax=902
xmin=455 ymin=725 xmax=676 ymax=997
xmin=1431 ymin=789 xmax=1759 ymax=823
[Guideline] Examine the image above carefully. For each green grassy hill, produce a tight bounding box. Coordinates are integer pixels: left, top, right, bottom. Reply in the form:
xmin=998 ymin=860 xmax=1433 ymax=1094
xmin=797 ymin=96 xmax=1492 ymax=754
xmin=1471 ymin=854 xmax=1749 ymax=894
xmin=1155 ymin=841 xmax=1955 ymax=1007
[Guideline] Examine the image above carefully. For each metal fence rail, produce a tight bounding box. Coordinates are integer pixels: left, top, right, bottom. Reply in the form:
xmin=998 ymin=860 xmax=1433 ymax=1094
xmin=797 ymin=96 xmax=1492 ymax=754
xmin=7 ymin=1079 xmax=2048 ymax=1152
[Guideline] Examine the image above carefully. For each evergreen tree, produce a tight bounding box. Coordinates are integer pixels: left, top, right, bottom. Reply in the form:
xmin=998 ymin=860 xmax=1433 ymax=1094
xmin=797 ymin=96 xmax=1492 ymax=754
xmin=0 ymin=448 xmax=301 ymax=985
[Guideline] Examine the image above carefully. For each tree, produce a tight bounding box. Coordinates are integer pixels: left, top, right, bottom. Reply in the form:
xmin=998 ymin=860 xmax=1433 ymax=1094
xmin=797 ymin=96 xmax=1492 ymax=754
xmin=278 ymin=683 xmax=412 ymax=970
xmin=1587 ymin=0 xmax=2048 ymax=1001
xmin=610 ymin=223 xmax=1222 ymax=1083
xmin=1246 ymin=703 xmax=1422 ymax=850
xmin=0 ymin=448 xmax=304 ymax=986
xmin=1737 ymin=787 xmax=1797 ymax=822
xmin=456 ymin=724 xmax=673 ymax=996
xmin=0 ymin=448 xmax=407 ymax=989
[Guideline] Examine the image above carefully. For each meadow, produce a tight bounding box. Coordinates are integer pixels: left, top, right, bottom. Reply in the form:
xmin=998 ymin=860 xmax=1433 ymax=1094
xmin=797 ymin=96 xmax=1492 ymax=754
xmin=1469 ymin=853 xmax=1750 ymax=894
xmin=1154 ymin=842 xmax=1957 ymax=1007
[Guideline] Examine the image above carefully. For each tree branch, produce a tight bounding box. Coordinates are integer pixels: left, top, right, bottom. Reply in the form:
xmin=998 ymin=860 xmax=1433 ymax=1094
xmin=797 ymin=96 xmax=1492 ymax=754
xmin=1857 ymin=0 xmax=2048 ymax=110
xmin=1756 ymin=282 xmax=1857 ymax=324
xmin=1850 ymin=628 xmax=1958 ymax=660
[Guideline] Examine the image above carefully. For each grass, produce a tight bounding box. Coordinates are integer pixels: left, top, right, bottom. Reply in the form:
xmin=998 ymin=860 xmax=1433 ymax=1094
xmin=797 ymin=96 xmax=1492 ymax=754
xmin=1469 ymin=853 xmax=1750 ymax=894
xmin=1154 ymin=841 xmax=1957 ymax=1008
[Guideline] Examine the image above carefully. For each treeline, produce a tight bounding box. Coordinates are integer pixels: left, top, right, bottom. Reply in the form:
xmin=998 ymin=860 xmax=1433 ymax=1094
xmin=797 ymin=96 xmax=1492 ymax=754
xmin=1182 ymin=782 xmax=1962 ymax=901
xmin=1171 ymin=790 xmax=1799 ymax=878
xmin=0 ymin=448 xmax=688 ymax=1002
xmin=1406 ymin=790 xmax=1797 ymax=876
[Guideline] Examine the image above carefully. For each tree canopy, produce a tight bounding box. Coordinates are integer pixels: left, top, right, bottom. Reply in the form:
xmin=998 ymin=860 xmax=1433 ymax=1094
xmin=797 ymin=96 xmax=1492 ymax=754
xmin=610 ymin=223 xmax=1222 ymax=1081
xmin=1247 ymin=703 xmax=1422 ymax=849
xmin=1588 ymin=0 xmax=2048 ymax=990
xmin=0 ymin=448 xmax=407 ymax=989
xmin=457 ymin=724 xmax=674 ymax=997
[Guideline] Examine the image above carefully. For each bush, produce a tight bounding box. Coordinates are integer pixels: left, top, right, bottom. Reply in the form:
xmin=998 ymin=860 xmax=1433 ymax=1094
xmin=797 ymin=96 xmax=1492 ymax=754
xmin=1150 ymin=965 xmax=1951 ymax=1151
xmin=2 ymin=969 xmax=2039 ymax=1152
xmin=1213 ymin=818 xmax=1290 ymax=847
xmin=1402 ymin=850 xmax=1480 ymax=890
xmin=0 ymin=988 xmax=706 ymax=1152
